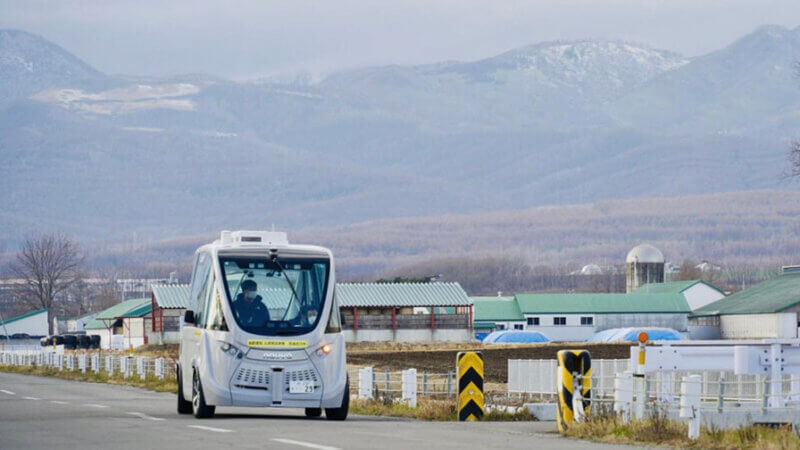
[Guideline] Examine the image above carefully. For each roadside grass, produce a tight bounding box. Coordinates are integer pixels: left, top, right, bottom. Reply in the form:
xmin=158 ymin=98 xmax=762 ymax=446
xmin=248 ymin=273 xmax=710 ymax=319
xmin=350 ymin=397 xmax=536 ymax=421
xmin=564 ymin=407 xmax=800 ymax=449
xmin=0 ymin=364 xmax=177 ymax=393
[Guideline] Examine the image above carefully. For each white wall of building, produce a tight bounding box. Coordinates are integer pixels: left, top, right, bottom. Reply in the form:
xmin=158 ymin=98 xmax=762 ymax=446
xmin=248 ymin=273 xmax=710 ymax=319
xmin=719 ymin=313 xmax=799 ymax=339
xmin=518 ymin=313 xmax=689 ymax=342
xmin=1 ymin=310 xmax=48 ymax=336
xmin=682 ymin=284 xmax=725 ymax=311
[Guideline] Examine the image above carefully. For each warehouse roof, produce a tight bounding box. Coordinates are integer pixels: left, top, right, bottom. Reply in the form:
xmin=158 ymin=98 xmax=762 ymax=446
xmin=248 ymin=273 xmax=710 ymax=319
xmin=471 ymin=296 xmax=523 ymax=321
xmin=152 ymin=284 xmax=189 ymax=309
xmin=634 ymin=280 xmax=725 ymax=296
xmin=515 ymin=292 xmax=690 ymax=314
xmin=85 ymin=298 xmax=151 ymax=330
xmin=336 ymin=282 xmax=470 ymax=308
xmin=0 ymin=308 xmax=47 ymax=326
xmin=691 ymin=273 xmax=800 ymax=317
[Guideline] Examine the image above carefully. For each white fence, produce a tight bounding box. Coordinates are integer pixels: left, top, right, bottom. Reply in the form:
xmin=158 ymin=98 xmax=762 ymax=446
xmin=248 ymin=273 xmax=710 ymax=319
xmin=0 ymin=350 xmax=176 ymax=380
xmin=509 ymin=359 xmax=628 ymax=398
xmin=508 ymin=358 xmax=800 ymax=404
xmin=349 ymin=367 xmax=457 ymax=399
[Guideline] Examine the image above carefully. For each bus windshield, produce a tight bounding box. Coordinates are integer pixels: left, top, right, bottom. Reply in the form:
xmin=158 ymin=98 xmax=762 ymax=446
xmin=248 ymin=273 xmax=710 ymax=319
xmin=219 ymin=256 xmax=330 ymax=336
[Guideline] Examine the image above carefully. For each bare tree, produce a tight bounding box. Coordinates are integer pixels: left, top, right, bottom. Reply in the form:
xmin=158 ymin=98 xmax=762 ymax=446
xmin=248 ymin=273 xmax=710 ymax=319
xmin=788 ymin=140 xmax=800 ymax=179
xmin=9 ymin=234 xmax=84 ymax=334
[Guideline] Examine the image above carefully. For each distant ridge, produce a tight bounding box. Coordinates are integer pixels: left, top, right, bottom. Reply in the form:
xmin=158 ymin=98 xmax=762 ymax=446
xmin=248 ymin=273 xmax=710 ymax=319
xmin=0 ymin=25 xmax=799 ymax=246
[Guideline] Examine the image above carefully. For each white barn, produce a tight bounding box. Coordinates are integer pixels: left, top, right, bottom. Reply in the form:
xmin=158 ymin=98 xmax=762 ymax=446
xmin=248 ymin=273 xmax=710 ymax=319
xmin=689 ymin=266 xmax=800 ymax=339
xmin=0 ymin=309 xmax=49 ymax=337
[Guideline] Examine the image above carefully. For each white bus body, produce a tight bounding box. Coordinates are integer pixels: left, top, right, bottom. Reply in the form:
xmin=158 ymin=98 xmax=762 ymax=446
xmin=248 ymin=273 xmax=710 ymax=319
xmin=178 ymin=231 xmax=348 ymax=420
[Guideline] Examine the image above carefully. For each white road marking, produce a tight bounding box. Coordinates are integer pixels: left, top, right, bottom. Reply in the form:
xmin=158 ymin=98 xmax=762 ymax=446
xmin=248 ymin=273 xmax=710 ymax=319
xmin=271 ymin=438 xmax=341 ymax=450
xmin=187 ymin=425 xmax=233 ymax=433
xmin=126 ymin=411 xmax=166 ymax=421
xmin=50 ymin=400 xmax=69 ymax=405
xmin=0 ymin=389 xmax=15 ymax=395
xmin=23 ymin=396 xmax=41 ymax=400
xmin=84 ymin=403 xmax=109 ymax=408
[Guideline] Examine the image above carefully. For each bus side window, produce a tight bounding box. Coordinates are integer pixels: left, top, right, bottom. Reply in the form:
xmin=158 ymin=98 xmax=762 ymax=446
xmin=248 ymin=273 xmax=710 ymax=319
xmin=195 ymin=263 xmax=214 ymax=328
xmin=207 ymin=278 xmax=228 ymax=331
xmin=326 ymin=291 xmax=341 ymax=333
xmin=189 ymin=252 xmax=211 ymax=314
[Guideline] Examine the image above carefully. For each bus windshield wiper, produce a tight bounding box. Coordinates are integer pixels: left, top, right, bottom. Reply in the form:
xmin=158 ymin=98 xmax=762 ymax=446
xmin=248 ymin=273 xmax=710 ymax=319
xmin=270 ymin=249 xmax=301 ymax=321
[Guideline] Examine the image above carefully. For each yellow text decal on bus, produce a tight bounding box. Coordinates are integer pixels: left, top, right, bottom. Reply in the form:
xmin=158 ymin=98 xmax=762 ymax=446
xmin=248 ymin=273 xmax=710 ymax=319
xmin=247 ymin=339 xmax=308 ymax=349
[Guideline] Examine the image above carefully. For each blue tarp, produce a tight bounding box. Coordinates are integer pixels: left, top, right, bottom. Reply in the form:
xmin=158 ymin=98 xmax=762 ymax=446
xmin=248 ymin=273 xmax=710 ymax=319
xmin=587 ymin=327 xmax=684 ymax=343
xmin=474 ymin=332 xmax=490 ymax=341
xmin=482 ymin=330 xmax=551 ymax=344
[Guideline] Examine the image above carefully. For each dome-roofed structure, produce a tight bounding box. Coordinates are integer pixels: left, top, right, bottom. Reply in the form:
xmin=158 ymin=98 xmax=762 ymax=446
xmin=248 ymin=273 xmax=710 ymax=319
xmin=625 ymin=244 xmax=666 ymax=292
xmin=580 ymin=264 xmax=603 ymax=275
xmin=626 ymin=244 xmax=665 ymax=264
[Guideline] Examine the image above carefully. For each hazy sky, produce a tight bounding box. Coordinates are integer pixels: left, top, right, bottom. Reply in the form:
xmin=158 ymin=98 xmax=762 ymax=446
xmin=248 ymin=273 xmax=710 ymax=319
xmin=2 ymin=0 xmax=799 ymax=80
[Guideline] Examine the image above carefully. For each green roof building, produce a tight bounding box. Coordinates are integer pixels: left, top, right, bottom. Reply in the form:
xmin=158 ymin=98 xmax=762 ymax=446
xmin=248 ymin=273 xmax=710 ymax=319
xmin=688 ymin=267 xmax=800 ymax=339
xmin=85 ymin=298 xmax=152 ymax=349
xmin=470 ymin=280 xmax=725 ymax=341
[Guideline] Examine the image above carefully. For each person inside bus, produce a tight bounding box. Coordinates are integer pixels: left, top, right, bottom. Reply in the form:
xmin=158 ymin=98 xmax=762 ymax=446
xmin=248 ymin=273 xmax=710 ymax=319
xmin=233 ymin=279 xmax=270 ymax=325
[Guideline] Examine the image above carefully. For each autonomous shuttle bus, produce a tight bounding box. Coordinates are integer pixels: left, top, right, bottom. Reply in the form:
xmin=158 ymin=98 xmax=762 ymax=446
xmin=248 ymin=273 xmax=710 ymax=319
xmin=177 ymin=230 xmax=348 ymax=420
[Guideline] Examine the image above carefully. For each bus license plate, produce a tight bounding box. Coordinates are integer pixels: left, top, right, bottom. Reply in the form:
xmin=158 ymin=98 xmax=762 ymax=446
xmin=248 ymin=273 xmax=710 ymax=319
xmin=289 ymin=381 xmax=314 ymax=394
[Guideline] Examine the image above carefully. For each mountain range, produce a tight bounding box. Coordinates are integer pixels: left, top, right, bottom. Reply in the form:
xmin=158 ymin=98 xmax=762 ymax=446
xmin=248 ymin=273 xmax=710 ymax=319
xmin=1 ymin=25 xmax=799 ymax=247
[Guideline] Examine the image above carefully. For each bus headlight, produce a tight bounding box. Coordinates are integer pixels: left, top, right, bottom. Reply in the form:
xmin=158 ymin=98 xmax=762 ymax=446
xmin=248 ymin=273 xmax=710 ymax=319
xmin=315 ymin=343 xmax=332 ymax=357
xmin=220 ymin=341 xmax=243 ymax=358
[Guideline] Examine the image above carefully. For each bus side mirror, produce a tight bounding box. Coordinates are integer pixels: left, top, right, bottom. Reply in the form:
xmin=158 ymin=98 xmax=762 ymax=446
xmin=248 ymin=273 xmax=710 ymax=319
xmin=184 ymin=310 xmax=195 ymax=324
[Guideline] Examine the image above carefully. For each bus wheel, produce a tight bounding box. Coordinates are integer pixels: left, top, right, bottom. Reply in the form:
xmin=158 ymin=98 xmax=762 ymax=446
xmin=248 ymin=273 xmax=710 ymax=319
xmin=192 ymin=371 xmax=216 ymax=419
xmin=305 ymin=408 xmax=322 ymax=418
xmin=325 ymin=377 xmax=349 ymax=421
xmin=177 ymin=365 xmax=192 ymax=414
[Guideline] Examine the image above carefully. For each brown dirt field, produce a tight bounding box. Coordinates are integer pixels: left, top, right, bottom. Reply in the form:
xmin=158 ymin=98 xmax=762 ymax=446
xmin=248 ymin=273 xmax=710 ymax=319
xmin=347 ymin=342 xmax=633 ymax=383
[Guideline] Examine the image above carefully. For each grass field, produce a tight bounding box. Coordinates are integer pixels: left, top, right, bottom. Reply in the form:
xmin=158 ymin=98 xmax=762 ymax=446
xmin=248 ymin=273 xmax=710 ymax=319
xmin=346 ymin=342 xmax=632 ymax=383
xmin=564 ymin=408 xmax=800 ymax=449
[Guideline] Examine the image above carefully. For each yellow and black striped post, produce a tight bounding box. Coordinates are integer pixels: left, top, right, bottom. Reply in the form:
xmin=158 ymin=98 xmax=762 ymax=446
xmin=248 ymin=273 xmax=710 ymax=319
xmin=556 ymin=349 xmax=592 ymax=432
xmin=457 ymin=351 xmax=484 ymax=421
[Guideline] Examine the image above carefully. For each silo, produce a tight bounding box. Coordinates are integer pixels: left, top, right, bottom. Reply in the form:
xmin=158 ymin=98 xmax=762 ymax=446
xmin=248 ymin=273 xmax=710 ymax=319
xmin=625 ymin=244 xmax=665 ymax=292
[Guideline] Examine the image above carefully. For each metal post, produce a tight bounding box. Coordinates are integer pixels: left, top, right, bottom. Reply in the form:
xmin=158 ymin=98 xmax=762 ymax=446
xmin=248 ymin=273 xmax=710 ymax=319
xmin=446 ymin=370 xmax=453 ymax=396
xmin=385 ymin=370 xmax=390 ymax=393
xmin=358 ymin=367 xmax=373 ymax=399
xmin=614 ymin=371 xmax=633 ymax=423
xmin=680 ymin=375 xmax=701 ymax=440
xmin=572 ymin=372 xmax=586 ymax=423
xmin=769 ymin=343 xmax=783 ymax=408
xmin=422 ymin=371 xmax=428 ymax=396
xmin=402 ymin=368 xmax=417 ymax=407
xmin=155 ymin=358 xmax=164 ymax=380
xmin=717 ymin=373 xmax=725 ymax=413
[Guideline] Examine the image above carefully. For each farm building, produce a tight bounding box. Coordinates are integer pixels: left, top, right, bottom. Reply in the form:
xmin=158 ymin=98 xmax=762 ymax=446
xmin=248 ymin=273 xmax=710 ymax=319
xmin=337 ymin=282 xmax=473 ymax=342
xmin=472 ymin=280 xmax=725 ymax=342
xmin=689 ymin=266 xmax=800 ymax=339
xmin=85 ymin=298 xmax=152 ymax=349
xmin=149 ymin=284 xmax=189 ymax=344
xmin=53 ymin=311 xmax=101 ymax=334
xmin=0 ymin=308 xmax=48 ymax=337
xmin=470 ymin=296 xmax=524 ymax=339
xmin=632 ymin=280 xmax=725 ymax=310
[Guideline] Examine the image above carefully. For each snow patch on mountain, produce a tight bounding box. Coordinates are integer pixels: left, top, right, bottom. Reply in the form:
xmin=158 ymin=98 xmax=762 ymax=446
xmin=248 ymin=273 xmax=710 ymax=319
xmin=32 ymin=83 xmax=200 ymax=114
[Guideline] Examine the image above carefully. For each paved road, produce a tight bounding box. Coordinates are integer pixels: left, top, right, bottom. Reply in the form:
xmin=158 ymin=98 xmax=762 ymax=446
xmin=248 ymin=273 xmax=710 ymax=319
xmin=0 ymin=372 xmax=636 ymax=449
